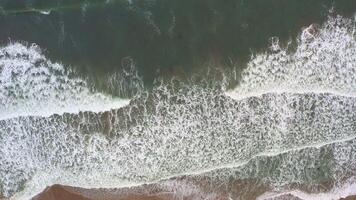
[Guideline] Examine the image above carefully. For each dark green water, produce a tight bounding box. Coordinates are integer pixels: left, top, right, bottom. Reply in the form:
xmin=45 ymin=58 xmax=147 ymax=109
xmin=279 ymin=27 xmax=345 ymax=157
xmin=1 ymin=0 xmax=355 ymax=94
xmin=1 ymin=1 xmax=356 ymax=199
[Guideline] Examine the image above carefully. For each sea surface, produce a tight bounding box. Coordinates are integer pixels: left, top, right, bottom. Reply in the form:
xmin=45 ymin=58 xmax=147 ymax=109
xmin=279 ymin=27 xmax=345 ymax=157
xmin=1 ymin=0 xmax=356 ymax=199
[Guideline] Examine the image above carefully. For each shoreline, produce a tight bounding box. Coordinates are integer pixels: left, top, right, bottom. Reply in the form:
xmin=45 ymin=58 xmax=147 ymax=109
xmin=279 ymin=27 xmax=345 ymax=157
xmin=24 ymin=175 xmax=356 ymax=200
xmin=30 ymin=184 xmax=356 ymax=200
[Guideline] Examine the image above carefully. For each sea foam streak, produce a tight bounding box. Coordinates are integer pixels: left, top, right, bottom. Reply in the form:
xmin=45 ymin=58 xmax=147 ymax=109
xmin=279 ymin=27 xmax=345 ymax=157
xmin=0 ymin=43 xmax=129 ymax=120
xmin=1 ymin=16 xmax=356 ymax=200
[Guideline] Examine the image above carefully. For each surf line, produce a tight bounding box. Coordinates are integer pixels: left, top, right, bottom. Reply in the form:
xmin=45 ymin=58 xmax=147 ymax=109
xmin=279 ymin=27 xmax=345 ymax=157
xmin=21 ymin=134 xmax=355 ymax=193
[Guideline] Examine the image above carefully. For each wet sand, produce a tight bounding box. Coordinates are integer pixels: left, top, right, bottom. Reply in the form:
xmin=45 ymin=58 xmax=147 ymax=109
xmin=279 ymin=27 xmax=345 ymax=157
xmin=341 ymin=196 xmax=356 ymax=200
xmin=31 ymin=176 xmax=265 ymax=200
xmin=31 ymin=180 xmax=356 ymax=200
xmin=32 ymin=184 xmax=222 ymax=200
xmin=32 ymin=185 xmax=175 ymax=200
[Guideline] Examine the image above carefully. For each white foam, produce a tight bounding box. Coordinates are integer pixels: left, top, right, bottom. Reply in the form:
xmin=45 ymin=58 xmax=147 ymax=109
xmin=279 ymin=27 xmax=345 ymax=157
xmin=227 ymin=15 xmax=356 ymax=100
xmin=0 ymin=42 xmax=129 ymax=120
xmin=38 ymin=10 xmax=51 ymax=15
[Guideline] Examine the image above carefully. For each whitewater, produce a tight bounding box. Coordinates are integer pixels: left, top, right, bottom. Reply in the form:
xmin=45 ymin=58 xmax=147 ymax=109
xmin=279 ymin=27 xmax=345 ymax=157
xmin=1 ymin=15 xmax=356 ymax=200
xmin=0 ymin=42 xmax=129 ymax=120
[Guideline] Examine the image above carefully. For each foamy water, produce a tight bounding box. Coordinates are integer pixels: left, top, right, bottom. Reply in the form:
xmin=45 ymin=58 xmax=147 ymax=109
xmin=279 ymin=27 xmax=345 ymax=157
xmin=0 ymin=42 xmax=129 ymax=120
xmin=1 ymin=15 xmax=356 ymax=200
xmin=227 ymin=15 xmax=356 ymax=100
xmin=258 ymin=178 xmax=356 ymax=200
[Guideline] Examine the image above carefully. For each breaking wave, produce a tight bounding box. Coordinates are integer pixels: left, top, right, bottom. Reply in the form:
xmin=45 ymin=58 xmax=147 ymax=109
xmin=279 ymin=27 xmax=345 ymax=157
xmin=227 ymin=15 xmax=356 ymax=99
xmin=1 ymin=15 xmax=356 ymax=200
xmin=0 ymin=42 xmax=129 ymax=120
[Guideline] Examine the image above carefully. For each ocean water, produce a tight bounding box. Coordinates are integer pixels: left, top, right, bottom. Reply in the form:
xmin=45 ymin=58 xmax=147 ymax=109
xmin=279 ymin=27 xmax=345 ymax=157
xmin=1 ymin=1 xmax=356 ymax=200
